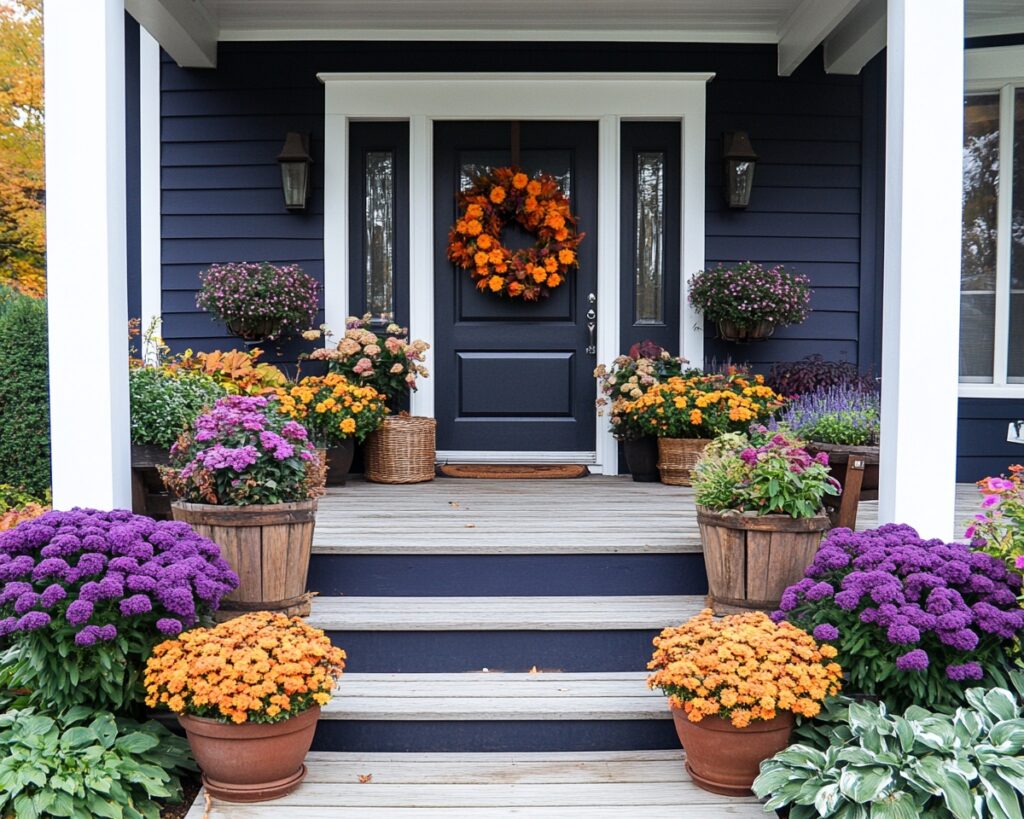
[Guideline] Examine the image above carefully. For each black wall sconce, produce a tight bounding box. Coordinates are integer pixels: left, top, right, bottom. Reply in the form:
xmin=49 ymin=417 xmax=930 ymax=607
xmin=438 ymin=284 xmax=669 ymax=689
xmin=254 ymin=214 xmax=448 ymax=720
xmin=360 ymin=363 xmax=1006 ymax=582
xmin=277 ymin=132 xmax=313 ymax=211
xmin=722 ymin=131 xmax=757 ymax=209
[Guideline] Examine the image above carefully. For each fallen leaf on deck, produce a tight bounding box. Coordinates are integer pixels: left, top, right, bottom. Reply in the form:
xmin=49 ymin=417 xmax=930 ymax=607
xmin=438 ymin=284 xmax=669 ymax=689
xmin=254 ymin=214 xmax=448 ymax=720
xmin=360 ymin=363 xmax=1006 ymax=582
xmin=529 ymin=666 xmax=539 ymax=674
xmin=448 ymin=501 xmax=460 ymax=509
xmin=358 ymin=774 xmax=373 ymax=784
xmin=465 ymin=523 xmax=476 ymax=528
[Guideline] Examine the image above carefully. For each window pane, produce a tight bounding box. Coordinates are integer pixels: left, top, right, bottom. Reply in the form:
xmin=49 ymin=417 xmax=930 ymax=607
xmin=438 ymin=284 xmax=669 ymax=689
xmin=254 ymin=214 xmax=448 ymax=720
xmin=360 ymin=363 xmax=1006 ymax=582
xmin=364 ymin=151 xmax=394 ymax=321
xmin=634 ymin=152 xmax=665 ymax=324
xmin=1010 ymin=90 xmax=1024 ymax=381
xmin=961 ymin=94 xmax=1000 ymax=380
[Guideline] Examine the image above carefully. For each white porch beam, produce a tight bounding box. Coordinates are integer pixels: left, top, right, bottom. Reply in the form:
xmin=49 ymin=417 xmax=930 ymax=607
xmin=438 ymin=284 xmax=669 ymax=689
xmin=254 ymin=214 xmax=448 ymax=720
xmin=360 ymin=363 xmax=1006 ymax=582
xmin=125 ymin=0 xmax=218 ymax=69
xmin=44 ymin=0 xmax=131 ymax=509
xmin=824 ymin=0 xmax=885 ymax=75
xmin=878 ymin=0 xmax=963 ymax=540
xmin=777 ymin=0 xmax=864 ymax=77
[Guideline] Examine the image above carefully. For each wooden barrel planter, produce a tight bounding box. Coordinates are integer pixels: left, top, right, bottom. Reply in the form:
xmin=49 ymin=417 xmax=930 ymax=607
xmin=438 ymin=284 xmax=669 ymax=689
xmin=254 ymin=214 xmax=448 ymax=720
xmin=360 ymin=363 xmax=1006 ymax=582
xmin=364 ymin=416 xmax=436 ymax=484
xmin=696 ymin=506 xmax=831 ymax=614
xmin=806 ymin=442 xmax=880 ymax=531
xmin=657 ymin=438 xmax=712 ymax=486
xmin=131 ymin=445 xmax=172 ymax=520
xmin=171 ymin=500 xmax=318 ymax=618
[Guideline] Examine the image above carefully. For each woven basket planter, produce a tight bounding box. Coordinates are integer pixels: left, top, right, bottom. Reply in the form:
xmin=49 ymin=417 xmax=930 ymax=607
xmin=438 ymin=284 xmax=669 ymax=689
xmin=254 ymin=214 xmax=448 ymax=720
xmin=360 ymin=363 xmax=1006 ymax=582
xmin=657 ymin=437 xmax=713 ymax=486
xmin=364 ymin=415 xmax=436 ymax=484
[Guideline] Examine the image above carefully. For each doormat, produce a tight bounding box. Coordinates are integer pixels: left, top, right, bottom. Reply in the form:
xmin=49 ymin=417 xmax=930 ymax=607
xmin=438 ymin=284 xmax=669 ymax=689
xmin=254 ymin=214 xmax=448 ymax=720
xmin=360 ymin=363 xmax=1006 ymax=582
xmin=439 ymin=464 xmax=590 ymax=479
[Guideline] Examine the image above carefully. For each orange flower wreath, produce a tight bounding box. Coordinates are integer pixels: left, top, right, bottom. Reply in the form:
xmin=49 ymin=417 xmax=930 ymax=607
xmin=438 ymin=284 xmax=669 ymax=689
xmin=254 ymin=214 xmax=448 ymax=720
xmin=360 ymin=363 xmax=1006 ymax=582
xmin=447 ymin=167 xmax=585 ymax=300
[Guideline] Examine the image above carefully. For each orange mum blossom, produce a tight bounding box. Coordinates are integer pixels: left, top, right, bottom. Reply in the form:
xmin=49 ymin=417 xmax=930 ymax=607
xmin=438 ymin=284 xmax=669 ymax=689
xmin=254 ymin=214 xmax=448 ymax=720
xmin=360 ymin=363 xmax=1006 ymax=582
xmin=272 ymin=373 xmax=388 ymax=447
xmin=446 ymin=166 xmax=585 ymax=301
xmin=622 ymin=372 xmax=784 ymax=439
xmin=144 ymin=612 xmax=347 ymax=725
xmin=647 ymin=609 xmax=842 ymax=728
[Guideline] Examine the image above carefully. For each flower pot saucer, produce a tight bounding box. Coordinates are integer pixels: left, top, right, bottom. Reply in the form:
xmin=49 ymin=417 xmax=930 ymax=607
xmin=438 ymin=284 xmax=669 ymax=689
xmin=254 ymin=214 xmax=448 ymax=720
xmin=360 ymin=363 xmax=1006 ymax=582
xmin=202 ymin=763 xmax=307 ymax=803
xmin=684 ymin=760 xmax=754 ymax=798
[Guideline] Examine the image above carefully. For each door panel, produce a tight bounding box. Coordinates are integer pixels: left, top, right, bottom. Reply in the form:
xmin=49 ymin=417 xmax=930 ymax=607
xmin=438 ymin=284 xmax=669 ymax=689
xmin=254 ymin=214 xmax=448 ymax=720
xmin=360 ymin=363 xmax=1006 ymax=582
xmin=434 ymin=121 xmax=598 ymax=453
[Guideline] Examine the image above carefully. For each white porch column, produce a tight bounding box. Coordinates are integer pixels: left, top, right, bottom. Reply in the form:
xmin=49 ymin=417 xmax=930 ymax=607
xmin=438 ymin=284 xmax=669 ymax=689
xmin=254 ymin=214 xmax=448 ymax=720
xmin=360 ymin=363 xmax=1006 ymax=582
xmin=44 ymin=0 xmax=131 ymax=509
xmin=879 ymin=0 xmax=963 ymax=539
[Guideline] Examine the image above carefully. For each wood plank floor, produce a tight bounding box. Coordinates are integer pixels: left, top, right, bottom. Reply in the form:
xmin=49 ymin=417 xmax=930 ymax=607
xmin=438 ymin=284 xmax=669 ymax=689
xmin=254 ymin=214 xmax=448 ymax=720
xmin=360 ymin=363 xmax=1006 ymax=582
xmin=184 ymin=751 xmax=766 ymax=818
xmin=313 ymin=477 xmax=981 ymax=554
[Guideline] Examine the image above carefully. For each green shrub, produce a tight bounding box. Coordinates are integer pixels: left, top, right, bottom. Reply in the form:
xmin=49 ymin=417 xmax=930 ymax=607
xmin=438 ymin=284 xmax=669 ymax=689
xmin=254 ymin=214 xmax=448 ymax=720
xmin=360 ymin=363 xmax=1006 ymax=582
xmin=129 ymin=367 xmax=226 ymax=450
xmin=754 ymin=686 xmax=1024 ymax=818
xmin=0 ymin=706 xmax=195 ymax=819
xmin=0 ymin=296 xmax=49 ymax=497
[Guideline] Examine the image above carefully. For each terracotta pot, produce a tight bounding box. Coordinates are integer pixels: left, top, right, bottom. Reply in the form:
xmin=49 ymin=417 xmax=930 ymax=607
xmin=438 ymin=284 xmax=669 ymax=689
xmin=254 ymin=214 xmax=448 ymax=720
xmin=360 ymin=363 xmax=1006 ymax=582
xmin=179 ymin=706 xmax=320 ymax=803
xmin=170 ymin=500 xmax=317 ymax=618
xmin=325 ymin=438 xmax=356 ymax=486
xmin=622 ymin=437 xmax=660 ymax=482
xmin=717 ymin=319 xmax=775 ymax=343
xmin=671 ymin=706 xmax=794 ymax=796
xmin=697 ymin=506 xmax=831 ymax=613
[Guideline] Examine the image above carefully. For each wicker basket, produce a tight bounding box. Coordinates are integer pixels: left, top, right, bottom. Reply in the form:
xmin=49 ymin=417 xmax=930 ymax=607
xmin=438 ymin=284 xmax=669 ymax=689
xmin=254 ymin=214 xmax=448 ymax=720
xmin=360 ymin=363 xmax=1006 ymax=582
xmin=364 ymin=415 xmax=437 ymax=484
xmin=657 ymin=437 xmax=713 ymax=486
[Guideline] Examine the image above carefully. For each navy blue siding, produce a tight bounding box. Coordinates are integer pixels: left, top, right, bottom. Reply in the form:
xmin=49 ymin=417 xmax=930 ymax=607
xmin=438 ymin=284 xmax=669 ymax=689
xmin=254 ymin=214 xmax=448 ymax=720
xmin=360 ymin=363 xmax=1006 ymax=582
xmin=957 ymin=398 xmax=1024 ymax=481
xmin=159 ymin=42 xmax=869 ymax=372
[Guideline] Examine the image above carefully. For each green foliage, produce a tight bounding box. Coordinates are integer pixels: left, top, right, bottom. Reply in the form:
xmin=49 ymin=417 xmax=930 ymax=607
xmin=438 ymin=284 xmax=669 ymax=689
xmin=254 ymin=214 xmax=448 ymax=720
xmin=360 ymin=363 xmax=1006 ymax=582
xmin=753 ymin=682 xmax=1024 ymax=819
xmin=129 ymin=367 xmax=226 ymax=449
xmin=693 ymin=426 xmax=838 ymax=518
xmin=0 ymin=294 xmax=49 ymax=497
xmin=0 ymin=483 xmax=43 ymax=512
xmin=800 ymin=411 xmax=879 ymax=446
xmin=0 ymin=706 xmax=196 ymax=819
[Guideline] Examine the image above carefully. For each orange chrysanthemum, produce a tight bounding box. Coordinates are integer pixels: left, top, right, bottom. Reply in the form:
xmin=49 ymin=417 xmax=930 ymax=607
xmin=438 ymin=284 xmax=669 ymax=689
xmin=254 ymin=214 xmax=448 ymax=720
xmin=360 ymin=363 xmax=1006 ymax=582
xmin=489 ymin=186 xmax=507 ymax=204
xmin=512 ymin=172 xmax=529 ymax=189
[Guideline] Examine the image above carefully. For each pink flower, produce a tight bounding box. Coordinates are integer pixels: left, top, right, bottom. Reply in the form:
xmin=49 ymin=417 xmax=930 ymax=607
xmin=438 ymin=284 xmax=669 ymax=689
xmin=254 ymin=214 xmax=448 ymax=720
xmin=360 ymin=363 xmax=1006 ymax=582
xmin=353 ymin=357 xmax=373 ymax=375
xmin=982 ymin=495 xmax=1000 ymax=508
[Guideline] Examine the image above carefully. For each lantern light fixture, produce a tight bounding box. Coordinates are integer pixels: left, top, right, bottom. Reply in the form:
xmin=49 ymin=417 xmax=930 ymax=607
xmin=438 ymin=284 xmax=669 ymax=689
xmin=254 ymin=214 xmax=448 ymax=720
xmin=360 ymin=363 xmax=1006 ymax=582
xmin=277 ymin=132 xmax=313 ymax=211
xmin=722 ymin=131 xmax=757 ymax=209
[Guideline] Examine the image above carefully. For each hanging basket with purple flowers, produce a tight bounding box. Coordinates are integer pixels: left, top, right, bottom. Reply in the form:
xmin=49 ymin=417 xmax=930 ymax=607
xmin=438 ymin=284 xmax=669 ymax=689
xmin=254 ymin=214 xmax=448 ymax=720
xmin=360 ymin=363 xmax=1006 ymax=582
xmin=0 ymin=509 xmax=238 ymax=711
xmin=776 ymin=523 xmax=1024 ymax=711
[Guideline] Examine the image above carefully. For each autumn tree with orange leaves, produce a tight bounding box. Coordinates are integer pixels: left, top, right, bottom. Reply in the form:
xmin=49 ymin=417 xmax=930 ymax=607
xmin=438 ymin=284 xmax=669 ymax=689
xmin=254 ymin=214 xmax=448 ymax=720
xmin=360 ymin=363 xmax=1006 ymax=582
xmin=0 ymin=0 xmax=44 ymax=297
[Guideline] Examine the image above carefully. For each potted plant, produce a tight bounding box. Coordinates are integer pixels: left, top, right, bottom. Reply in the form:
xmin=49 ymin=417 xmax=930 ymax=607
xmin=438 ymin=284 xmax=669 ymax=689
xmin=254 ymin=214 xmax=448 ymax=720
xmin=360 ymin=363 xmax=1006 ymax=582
xmin=647 ymin=608 xmax=842 ymax=796
xmin=692 ymin=425 xmax=837 ymax=611
xmin=965 ymin=465 xmax=1024 ymax=574
xmin=778 ymin=384 xmax=881 ymax=529
xmin=594 ymin=341 xmax=688 ymax=481
xmin=777 ymin=523 xmax=1024 ymax=711
xmin=196 ymin=262 xmax=319 ymax=343
xmin=626 ymin=373 xmax=784 ymax=485
xmin=308 ymin=315 xmax=433 ymax=484
xmin=0 ymin=508 xmax=238 ymax=712
xmin=129 ymin=366 xmax=226 ymax=519
xmin=689 ymin=262 xmax=811 ymax=342
xmin=160 ymin=394 xmax=326 ymax=617
xmin=273 ymin=373 xmax=388 ymax=485
xmin=144 ymin=611 xmax=346 ymax=803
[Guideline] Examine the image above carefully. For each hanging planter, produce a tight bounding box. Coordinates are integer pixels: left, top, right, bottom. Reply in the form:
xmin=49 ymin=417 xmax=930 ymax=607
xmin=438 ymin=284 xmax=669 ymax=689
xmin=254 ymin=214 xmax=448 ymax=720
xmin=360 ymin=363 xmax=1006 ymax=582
xmin=716 ymin=319 xmax=775 ymax=343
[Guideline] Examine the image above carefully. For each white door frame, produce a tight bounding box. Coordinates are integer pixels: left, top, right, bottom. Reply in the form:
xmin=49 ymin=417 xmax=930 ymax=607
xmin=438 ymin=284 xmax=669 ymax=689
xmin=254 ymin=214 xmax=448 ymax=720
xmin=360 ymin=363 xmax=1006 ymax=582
xmin=319 ymin=72 xmax=711 ymax=474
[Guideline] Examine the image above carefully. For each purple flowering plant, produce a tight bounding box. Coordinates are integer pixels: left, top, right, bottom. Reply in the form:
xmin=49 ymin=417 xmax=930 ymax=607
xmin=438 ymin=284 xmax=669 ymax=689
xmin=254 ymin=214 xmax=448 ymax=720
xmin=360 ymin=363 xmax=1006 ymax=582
xmin=161 ymin=395 xmax=326 ymax=506
xmin=0 ymin=508 xmax=238 ymax=711
xmin=196 ymin=262 xmax=319 ymax=341
xmin=688 ymin=262 xmax=811 ymax=331
xmin=964 ymin=466 xmax=1024 ymax=577
xmin=775 ymin=523 xmax=1024 ymax=710
xmin=776 ymin=384 xmax=880 ymax=447
xmin=693 ymin=425 xmax=839 ymax=518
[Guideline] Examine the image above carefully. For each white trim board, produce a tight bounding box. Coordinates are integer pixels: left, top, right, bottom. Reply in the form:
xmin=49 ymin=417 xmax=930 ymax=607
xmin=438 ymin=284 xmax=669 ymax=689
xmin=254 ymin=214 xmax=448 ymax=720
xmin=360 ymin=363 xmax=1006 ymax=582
xmin=319 ymin=72 xmax=712 ymax=475
xmin=139 ymin=28 xmax=162 ymax=336
xmin=966 ymin=45 xmax=1024 ymax=87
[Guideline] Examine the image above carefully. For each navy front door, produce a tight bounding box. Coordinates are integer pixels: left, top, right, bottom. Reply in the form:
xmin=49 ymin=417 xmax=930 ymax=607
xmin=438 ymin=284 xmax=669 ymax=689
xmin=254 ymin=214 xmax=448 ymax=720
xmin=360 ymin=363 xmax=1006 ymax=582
xmin=433 ymin=121 xmax=599 ymax=454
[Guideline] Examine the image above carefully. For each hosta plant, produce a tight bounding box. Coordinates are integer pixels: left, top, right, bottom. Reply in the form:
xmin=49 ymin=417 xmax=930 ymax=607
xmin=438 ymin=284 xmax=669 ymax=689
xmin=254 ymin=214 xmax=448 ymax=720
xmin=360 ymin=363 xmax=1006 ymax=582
xmin=0 ymin=706 xmax=196 ymax=819
xmin=753 ymin=685 xmax=1024 ymax=819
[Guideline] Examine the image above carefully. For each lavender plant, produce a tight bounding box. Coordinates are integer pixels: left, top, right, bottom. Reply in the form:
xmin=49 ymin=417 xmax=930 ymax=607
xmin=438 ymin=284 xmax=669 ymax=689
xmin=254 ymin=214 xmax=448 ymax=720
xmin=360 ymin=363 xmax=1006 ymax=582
xmin=161 ymin=395 xmax=325 ymax=506
xmin=196 ymin=262 xmax=319 ymax=341
xmin=0 ymin=509 xmax=238 ymax=711
xmin=688 ymin=262 xmax=810 ymax=330
xmin=776 ymin=524 xmax=1024 ymax=711
xmin=777 ymin=384 xmax=880 ymax=447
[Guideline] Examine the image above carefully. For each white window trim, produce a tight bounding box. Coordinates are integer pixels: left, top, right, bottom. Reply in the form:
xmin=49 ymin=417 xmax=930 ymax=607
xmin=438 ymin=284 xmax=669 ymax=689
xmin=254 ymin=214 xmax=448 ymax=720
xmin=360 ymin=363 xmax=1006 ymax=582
xmin=318 ymin=73 xmax=712 ymax=474
xmin=961 ymin=49 xmax=1024 ymax=398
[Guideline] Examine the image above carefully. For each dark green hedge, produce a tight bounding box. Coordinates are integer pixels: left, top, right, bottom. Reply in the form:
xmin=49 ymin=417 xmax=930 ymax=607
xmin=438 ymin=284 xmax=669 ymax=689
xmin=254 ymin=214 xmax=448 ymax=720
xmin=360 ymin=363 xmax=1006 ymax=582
xmin=0 ymin=295 xmax=50 ymax=497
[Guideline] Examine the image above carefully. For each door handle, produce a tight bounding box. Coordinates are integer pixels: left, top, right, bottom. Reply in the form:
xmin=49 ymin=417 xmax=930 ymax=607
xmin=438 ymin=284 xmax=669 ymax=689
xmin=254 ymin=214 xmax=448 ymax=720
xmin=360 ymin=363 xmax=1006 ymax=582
xmin=586 ymin=321 xmax=596 ymax=356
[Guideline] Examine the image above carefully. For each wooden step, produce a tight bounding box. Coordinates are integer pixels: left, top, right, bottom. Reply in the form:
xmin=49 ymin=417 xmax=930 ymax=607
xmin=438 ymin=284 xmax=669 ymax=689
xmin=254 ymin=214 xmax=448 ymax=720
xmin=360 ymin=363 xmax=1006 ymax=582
xmin=185 ymin=750 xmax=766 ymax=818
xmin=325 ymin=672 xmax=668 ymax=721
xmin=307 ymin=595 xmax=704 ymax=631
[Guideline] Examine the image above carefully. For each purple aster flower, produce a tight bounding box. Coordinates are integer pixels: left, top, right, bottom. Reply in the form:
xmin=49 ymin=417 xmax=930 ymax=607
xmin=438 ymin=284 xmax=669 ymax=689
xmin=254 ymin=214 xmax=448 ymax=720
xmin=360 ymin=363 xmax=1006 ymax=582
xmin=74 ymin=625 xmax=100 ymax=646
xmin=156 ymin=617 xmax=183 ymax=636
xmin=0 ymin=616 xmax=16 ymax=637
xmin=946 ymin=662 xmax=984 ymax=681
xmin=65 ymin=599 xmax=94 ymax=626
xmin=886 ymin=621 xmax=921 ymax=645
xmin=834 ymin=589 xmax=862 ymax=610
xmin=15 ymin=611 xmax=50 ymax=632
xmin=937 ymin=628 xmax=980 ymax=651
xmin=806 ymin=582 xmax=834 ymax=602
xmin=96 ymin=624 xmax=117 ymax=641
xmin=119 ymin=594 xmax=152 ymax=616
xmin=39 ymin=584 xmax=67 ymax=608
xmin=813 ymin=623 xmax=840 ymax=641
xmin=13 ymin=592 xmax=39 ymax=615
xmin=895 ymin=649 xmax=929 ymax=671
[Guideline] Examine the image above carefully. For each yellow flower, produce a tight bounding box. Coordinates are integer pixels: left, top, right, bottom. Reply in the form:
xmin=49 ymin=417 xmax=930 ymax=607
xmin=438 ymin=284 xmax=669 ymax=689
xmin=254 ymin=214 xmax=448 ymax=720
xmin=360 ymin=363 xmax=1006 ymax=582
xmin=340 ymin=418 xmax=356 ymax=434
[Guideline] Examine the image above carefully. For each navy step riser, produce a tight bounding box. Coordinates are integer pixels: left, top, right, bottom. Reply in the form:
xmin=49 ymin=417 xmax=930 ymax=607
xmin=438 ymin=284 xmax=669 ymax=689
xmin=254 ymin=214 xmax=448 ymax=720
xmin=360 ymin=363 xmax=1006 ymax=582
xmin=311 ymin=720 xmax=679 ymax=753
xmin=327 ymin=630 xmax=672 ymax=673
xmin=308 ymin=554 xmax=708 ymax=597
